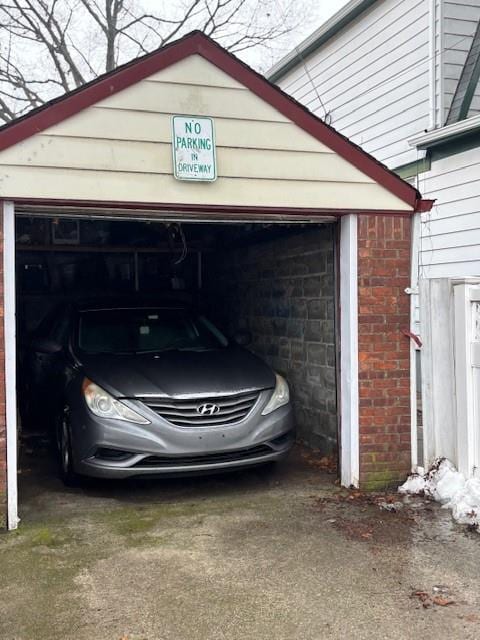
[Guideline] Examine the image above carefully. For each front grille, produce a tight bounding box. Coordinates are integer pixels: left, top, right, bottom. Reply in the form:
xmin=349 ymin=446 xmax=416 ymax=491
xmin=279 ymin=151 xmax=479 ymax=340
xmin=137 ymin=390 xmax=260 ymax=427
xmin=134 ymin=444 xmax=273 ymax=467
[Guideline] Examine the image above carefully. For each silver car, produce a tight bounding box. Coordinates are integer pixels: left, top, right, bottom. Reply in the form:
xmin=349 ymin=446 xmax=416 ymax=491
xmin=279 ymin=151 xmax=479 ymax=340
xmin=23 ymin=300 xmax=295 ymax=484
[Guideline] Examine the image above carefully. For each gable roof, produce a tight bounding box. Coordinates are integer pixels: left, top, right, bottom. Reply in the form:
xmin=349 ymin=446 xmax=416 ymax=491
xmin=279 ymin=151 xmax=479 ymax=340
xmin=0 ymin=30 xmax=427 ymax=212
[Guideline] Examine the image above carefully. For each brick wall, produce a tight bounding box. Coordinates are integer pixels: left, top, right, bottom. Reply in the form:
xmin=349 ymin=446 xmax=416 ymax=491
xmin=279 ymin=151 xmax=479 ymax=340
xmin=205 ymin=226 xmax=337 ymax=452
xmin=0 ymin=214 xmax=5 ymax=528
xmin=357 ymin=214 xmax=411 ymax=490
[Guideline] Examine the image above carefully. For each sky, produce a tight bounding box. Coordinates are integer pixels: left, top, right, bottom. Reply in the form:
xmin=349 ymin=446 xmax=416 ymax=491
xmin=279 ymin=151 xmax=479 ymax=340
xmin=249 ymin=0 xmax=352 ymax=71
xmin=0 ymin=0 xmax=352 ymax=120
xmin=298 ymin=0 xmax=351 ymax=38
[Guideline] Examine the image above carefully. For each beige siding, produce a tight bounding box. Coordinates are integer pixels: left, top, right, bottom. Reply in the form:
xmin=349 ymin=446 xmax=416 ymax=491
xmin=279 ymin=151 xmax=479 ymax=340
xmin=97 ymin=81 xmax=288 ymax=122
xmin=0 ymin=165 xmax=409 ymax=209
xmin=146 ymin=55 xmax=245 ymax=89
xmin=47 ymin=111 xmax=331 ymax=152
xmin=0 ymin=136 xmax=375 ymax=183
xmin=0 ymin=53 xmax=411 ymax=211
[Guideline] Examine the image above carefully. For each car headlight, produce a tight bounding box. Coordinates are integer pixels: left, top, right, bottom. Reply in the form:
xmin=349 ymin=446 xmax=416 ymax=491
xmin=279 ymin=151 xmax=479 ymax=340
xmin=262 ymin=374 xmax=290 ymax=415
xmin=82 ymin=379 xmax=150 ymax=425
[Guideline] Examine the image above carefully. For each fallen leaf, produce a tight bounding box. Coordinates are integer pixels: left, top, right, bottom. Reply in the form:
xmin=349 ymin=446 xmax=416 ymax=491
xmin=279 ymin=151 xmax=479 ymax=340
xmin=411 ymin=590 xmax=430 ymax=607
xmin=463 ymin=614 xmax=480 ymax=623
xmin=432 ymin=596 xmax=455 ymax=607
xmin=360 ymin=532 xmax=373 ymax=539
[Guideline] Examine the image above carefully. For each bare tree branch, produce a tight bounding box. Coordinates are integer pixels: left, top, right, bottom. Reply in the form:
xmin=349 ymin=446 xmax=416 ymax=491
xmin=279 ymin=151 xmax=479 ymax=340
xmin=0 ymin=0 xmax=308 ymax=124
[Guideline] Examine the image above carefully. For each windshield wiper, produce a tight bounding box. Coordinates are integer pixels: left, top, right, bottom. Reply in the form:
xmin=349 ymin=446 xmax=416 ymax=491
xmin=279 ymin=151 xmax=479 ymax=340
xmin=134 ymin=346 xmax=215 ymax=354
xmin=85 ymin=350 xmax=135 ymax=355
xmin=134 ymin=347 xmax=181 ymax=354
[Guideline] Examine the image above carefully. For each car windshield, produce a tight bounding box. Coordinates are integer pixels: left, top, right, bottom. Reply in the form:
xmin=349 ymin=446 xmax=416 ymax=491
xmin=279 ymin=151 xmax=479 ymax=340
xmin=77 ymin=308 xmax=228 ymax=354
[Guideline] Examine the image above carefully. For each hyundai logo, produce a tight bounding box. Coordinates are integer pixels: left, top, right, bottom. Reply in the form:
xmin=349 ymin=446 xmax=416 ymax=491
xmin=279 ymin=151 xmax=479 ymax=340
xmin=197 ymin=403 xmax=220 ymax=416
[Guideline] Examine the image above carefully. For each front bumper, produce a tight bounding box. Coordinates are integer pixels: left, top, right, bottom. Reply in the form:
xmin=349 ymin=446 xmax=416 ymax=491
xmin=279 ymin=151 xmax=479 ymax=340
xmin=70 ymin=389 xmax=295 ymax=478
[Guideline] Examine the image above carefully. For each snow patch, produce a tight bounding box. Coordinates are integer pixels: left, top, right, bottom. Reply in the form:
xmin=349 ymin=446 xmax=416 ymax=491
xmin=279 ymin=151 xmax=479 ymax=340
xmin=399 ymin=458 xmax=480 ymax=531
xmin=399 ymin=474 xmax=426 ymax=495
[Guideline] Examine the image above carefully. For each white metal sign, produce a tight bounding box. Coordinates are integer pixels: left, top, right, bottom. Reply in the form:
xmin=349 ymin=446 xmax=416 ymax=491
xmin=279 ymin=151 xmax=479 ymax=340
xmin=172 ymin=116 xmax=216 ymax=181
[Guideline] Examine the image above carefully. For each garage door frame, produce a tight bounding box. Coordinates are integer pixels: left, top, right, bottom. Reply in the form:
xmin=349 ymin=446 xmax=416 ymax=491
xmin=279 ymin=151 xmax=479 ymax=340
xmin=4 ymin=201 xmax=17 ymax=530
xmin=3 ymin=199 xmax=359 ymax=530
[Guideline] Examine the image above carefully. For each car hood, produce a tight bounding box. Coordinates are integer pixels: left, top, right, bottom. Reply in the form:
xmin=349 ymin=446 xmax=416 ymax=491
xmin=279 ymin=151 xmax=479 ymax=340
xmin=79 ymin=347 xmax=276 ymax=398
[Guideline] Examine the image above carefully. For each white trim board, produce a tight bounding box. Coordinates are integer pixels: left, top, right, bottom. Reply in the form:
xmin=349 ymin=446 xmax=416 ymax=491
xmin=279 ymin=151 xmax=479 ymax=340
xmin=410 ymin=212 xmax=420 ymax=470
xmin=3 ymin=201 xmax=18 ymax=530
xmin=340 ymin=214 xmax=360 ymax=488
xmin=410 ymin=113 xmax=480 ymax=149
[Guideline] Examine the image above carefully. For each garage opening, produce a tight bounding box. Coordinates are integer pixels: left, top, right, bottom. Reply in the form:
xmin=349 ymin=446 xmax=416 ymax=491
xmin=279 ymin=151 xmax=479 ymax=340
xmin=15 ymin=212 xmax=338 ymax=491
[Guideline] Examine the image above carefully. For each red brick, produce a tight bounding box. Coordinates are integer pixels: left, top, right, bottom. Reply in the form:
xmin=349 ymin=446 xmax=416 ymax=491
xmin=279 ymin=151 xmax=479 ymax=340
xmin=357 ymin=214 xmax=411 ymax=489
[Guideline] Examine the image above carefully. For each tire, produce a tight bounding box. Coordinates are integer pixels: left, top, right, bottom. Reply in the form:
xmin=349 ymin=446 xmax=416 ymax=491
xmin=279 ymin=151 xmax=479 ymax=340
xmin=57 ymin=407 xmax=81 ymax=487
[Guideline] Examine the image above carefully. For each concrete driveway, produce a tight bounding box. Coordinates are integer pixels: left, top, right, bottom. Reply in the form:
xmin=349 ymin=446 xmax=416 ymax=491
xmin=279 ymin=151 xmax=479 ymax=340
xmin=1 ymin=442 xmax=480 ymax=640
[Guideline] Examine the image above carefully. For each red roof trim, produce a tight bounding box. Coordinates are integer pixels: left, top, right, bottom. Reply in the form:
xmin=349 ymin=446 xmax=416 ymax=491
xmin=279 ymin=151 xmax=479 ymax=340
xmin=10 ymin=197 xmax=414 ymax=217
xmin=0 ymin=31 xmax=420 ymax=210
xmin=414 ymin=198 xmax=435 ymax=213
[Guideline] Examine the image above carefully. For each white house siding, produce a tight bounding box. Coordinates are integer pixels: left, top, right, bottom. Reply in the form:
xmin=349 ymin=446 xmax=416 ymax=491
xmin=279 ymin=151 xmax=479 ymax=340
xmin=419 ymin=146 xmax=480 ymax=279
xmin=277 ymin=0 xmax=431 ymax=170
xmin=0 ymin=54 xmax=411 ymax=212
xmin=407 ymin=146 xmax=480 ymax=335
xmin=443 ymin=0 xmax=480 ymax=121
xmin=432 ymin=0 xmax=443 ymax=128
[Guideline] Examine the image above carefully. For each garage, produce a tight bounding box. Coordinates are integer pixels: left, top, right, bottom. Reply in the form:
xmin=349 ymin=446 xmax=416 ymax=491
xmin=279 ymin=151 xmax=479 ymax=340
xmin=16 ymin=215 xmax=337 ymax=466
xmin=0 ymin=31 xmax=431 ymax=530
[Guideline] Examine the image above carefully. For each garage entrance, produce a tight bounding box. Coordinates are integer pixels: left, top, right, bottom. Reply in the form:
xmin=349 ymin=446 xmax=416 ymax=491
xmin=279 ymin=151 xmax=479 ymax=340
xmin=15 ymin=212 xmax=338 ymax=495
xmin=0 ymin=31 xmax=430 ymax=529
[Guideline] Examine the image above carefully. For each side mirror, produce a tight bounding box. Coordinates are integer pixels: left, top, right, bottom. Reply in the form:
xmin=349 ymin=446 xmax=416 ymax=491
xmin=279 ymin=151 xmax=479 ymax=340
xmin=31 ymin=337 xmax=63 ymax=354
xmin=233 ymin=330 xmax=252 ymax=347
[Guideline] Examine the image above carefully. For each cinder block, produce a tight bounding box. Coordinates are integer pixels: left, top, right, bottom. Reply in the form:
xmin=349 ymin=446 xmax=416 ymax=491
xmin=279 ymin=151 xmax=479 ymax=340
xmin=205 ymin=227 xmax=337 ymax=454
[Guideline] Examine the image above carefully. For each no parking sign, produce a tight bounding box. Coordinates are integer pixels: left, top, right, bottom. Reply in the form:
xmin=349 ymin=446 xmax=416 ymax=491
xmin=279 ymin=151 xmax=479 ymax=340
xmin=172 ymin=116 xmax=217 ymax=181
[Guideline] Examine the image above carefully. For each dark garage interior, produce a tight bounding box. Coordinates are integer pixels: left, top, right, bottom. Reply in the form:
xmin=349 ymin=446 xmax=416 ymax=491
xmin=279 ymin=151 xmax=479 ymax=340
xmin=15 ymin=214 xmax=338 ymax=480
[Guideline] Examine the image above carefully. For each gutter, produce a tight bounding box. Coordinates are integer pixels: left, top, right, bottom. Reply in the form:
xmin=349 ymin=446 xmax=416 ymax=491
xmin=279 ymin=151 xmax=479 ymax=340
xmin=415 ymin=198 xmax=435 ymax=213
xmin=409 ymin=113 xmax=480 ymax=150
xmin=267 ymin=0 xmax=377 ymax=83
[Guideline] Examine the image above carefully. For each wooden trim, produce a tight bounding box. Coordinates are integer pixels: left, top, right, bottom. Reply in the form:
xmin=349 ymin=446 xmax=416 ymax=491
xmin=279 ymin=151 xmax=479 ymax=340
xmin=409 ymin=213 xmax=420 ymax=471
xmin=410 ymin=113 xmax=480 ymax=149
xmin=11 ymin=197 xmax=419 ymax=218
xmin=394 ymin=156 xmax=431 ymax=180
xmin=2 ymin=201 xmax=18 ymax=530
xmin=0 ymin=31 xmax=421 ymax=210
xmin=430 ymin=131 xmax=480 ymax=162
xmin=414 ymin=199 xmax=435 ymax=213
xmin=339 ymin=214 xmax=359 ymax=488
xmin=334 ymin=220 xmax=342 ymax=480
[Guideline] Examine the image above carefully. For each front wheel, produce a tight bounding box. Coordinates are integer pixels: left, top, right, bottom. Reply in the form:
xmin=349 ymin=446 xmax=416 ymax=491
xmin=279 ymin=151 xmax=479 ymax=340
xmin=58 ymin=408 xmax=81 ymax=487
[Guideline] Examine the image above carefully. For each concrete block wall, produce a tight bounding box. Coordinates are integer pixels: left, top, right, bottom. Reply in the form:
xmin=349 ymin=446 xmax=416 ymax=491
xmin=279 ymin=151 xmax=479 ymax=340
xmin=205 ymin=225 xmax=337 ymax=452
xmin=357 ymin=214 xmax=411 ymax=490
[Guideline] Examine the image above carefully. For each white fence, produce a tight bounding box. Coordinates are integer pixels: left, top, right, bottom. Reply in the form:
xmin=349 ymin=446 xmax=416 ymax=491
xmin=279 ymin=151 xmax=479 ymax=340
xmin=420 ymin=277 xmax=480 ymax=477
